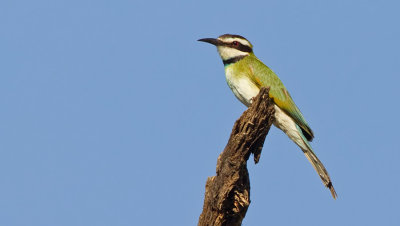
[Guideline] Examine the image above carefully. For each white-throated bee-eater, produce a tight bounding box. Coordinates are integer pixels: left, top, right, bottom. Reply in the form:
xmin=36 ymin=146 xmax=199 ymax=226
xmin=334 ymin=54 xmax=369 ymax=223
xmin=198 ymin=34 xmax=337 ymax=199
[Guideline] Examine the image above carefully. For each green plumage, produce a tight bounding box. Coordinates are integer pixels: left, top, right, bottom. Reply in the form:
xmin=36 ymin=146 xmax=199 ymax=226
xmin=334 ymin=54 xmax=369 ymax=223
xmin=232 ymin=53 xmax=314 ymax=141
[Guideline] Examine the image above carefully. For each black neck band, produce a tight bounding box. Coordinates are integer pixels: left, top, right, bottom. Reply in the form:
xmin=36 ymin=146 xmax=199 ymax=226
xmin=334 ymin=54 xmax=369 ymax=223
xmin=223 ymin=55 xmax=246 ymax=66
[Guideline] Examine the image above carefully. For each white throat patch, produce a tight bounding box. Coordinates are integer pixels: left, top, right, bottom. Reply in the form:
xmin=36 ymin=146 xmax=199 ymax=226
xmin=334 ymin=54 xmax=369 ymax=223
xmin=217 ymin=46 xmax=249 ymax=60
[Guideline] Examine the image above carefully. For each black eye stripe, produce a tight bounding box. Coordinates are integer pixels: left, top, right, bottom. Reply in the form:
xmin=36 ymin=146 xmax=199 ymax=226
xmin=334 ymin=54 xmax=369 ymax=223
xmin=222 ymin=41 xmax=252 ymax=53
xmin=237 ymin=43 xmax=252 ymax=53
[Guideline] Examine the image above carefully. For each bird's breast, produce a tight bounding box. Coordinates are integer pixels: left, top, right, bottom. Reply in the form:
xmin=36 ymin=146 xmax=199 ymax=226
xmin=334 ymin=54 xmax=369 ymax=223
xmin=225 ymin=66 xmax=260 ymax=107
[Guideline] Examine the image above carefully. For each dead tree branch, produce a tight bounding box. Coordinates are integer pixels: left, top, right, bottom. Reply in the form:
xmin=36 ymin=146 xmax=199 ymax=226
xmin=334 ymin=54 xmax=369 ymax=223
xmin=198 ymin=87 xmax=275 ymax=226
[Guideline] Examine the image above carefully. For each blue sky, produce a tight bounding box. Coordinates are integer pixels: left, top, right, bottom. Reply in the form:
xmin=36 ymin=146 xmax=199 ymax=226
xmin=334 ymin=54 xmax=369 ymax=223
xmin=1 ymin=0 xmax=399 ymax=225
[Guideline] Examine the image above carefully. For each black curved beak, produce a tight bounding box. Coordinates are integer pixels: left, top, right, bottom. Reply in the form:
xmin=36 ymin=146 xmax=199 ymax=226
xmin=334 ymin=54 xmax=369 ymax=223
xmin=198 ymin=38 xmax=219 ymax=46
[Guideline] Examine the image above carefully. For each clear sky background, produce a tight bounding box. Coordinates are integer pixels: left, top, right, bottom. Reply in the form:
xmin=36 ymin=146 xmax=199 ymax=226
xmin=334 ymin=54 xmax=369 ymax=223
xmin=1 ymin=0 xmax=399 ymax=225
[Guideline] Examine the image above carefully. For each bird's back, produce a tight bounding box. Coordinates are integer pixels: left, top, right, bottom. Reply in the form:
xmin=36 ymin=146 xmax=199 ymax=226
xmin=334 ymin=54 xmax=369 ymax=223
xmin=237 ymin=55 xmax=314 ymax=141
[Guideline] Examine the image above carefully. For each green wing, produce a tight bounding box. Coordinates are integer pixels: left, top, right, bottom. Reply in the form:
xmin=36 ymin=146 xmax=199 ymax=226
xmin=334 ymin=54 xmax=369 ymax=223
xmin=244 ymin=56 xmax=314 ymax=141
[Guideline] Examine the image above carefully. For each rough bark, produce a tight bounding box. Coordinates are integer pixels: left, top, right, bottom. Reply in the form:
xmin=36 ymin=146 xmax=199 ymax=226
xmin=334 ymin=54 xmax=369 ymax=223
xmin=198 ymin=87 xmax=275 ymax=226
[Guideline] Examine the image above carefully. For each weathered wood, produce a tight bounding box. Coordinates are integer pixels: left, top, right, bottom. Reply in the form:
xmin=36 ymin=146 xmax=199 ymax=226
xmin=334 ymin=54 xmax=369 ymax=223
xmin=198 ymin=87 xmax=275 ymax=226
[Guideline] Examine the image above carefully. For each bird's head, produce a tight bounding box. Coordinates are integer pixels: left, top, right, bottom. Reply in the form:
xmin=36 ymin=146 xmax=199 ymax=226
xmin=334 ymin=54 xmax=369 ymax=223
xmin=198 ymin=34 xmax=253 ymax=61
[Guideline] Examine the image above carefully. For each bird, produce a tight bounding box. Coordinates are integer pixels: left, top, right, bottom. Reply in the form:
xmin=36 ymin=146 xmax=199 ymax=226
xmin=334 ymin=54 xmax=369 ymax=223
xmin=198 ymin=34 xmax=337 ymax=199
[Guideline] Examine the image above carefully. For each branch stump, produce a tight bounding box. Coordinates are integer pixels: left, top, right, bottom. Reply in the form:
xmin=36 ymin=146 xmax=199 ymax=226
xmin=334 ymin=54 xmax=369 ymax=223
xmin=198 ymin=87 xmax=275 ymax=226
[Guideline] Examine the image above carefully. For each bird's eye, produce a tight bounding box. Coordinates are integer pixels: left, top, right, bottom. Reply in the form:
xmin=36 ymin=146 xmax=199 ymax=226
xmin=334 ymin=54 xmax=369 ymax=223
xmin=232 ymin=41 xmax=239 ymax=46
